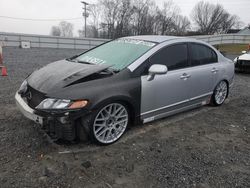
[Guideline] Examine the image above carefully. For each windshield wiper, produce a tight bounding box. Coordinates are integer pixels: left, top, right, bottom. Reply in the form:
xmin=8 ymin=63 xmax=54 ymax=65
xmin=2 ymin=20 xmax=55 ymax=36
xmin=66 ymin=58 xmax=77 ymax=62
xmin=76 ymin=60 xmax=95 ymax=65
xmin=107 ymin=67 xmax=120 ymax=74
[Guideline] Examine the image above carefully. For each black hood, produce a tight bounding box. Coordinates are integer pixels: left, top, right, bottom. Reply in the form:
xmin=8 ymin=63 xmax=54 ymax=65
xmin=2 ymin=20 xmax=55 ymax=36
xmin=27 ymin=60 xmax=111 ymax=93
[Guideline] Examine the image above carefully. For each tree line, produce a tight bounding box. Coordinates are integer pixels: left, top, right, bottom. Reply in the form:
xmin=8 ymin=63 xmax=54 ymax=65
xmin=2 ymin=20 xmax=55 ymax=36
xmin=51 ymin=0 xmax=242 ymax=38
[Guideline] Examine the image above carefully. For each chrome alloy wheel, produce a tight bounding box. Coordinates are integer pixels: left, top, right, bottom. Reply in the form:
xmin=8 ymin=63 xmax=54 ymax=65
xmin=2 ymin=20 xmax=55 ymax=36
xmin=93 ymin=103 xmax=129 ymax=144
xmin=215 ymin=81 xmax=228 ymax=105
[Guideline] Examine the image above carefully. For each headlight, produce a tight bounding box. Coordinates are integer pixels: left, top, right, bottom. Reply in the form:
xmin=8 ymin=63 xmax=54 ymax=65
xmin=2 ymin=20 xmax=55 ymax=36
xmin=36 ymin=98 xmax=88 ymax=110
xmin=18 ymin=80 xmax=28 ymax=94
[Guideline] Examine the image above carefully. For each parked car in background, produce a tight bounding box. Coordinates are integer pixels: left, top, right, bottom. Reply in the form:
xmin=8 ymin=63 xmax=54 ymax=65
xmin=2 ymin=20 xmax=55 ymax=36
xmin=234 ymin=50 xmax=250 ymax=72
xmin=15 ymin=36 xmax=235 ymax=145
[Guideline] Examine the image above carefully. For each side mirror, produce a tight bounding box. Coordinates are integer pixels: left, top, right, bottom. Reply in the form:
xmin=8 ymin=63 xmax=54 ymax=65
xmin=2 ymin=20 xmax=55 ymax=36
xmin=242 ymin=50 xmax=247 ymax=54
xmin=147 ymin=64 xmax=168 ymax=81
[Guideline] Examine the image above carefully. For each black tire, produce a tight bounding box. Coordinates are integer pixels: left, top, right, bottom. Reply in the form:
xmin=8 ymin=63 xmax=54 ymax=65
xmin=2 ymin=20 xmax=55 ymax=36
xmin=210 ymin=80 xmax=228 ymax=106
xmin=78 ymin=102 xmax=130 ymax=145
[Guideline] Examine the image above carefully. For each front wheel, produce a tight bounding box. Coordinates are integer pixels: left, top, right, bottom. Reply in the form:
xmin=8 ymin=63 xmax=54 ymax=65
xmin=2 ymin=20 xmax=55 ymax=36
xmin=211 ymin=80 xmax=228 ymax=106
xmin=90 ymin=102 xmax=129 ymax=145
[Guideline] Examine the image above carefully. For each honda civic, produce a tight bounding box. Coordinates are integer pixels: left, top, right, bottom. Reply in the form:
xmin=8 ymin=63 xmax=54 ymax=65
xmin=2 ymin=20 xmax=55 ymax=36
xmin=15 ymin=36 xmax=235 ymax=145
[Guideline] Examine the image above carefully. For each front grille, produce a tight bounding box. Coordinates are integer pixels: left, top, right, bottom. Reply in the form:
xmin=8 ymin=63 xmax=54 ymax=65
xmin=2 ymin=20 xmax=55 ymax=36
xmin=237 ymin=60 xmax=250 ymax=66
xmin=26 ymin=85 xmax=46 ymax=109
xmin=42 ymin=120 xmax=76 ymax=141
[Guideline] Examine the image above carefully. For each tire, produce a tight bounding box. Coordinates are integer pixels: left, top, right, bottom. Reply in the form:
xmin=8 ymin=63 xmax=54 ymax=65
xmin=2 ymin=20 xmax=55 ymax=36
xmin=210 ymin=80 xmax=228 ymax=106
xmin=79 ymin=102 xmax=130 ymax=145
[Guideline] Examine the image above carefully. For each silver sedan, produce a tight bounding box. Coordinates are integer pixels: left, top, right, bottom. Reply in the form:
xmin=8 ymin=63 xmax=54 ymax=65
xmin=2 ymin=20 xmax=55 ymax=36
xmin=16 ymin=35 xmax=235 ymax=144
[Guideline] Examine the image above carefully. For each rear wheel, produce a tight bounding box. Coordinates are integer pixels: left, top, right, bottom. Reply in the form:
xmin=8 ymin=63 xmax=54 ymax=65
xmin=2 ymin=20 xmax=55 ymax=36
xmin=211 ymin=80 xmax=228 ymax=106
xmin=88 ymin=102 xmax=129 ymax=145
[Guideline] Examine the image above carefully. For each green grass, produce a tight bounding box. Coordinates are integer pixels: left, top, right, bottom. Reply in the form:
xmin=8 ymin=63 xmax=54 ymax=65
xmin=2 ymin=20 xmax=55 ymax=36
xmin=214 ymin=44 xmax=249 ymax=54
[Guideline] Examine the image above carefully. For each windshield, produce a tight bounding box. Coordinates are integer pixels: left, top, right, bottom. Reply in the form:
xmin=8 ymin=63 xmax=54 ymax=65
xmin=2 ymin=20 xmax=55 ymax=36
xmin=76 ymin=39 xmax=156 ymax=70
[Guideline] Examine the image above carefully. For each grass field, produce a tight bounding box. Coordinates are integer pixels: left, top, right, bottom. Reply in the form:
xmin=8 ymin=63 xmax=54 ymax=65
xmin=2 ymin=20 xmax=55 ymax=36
xmin=214 ymin=44 xmax=249 ymax=54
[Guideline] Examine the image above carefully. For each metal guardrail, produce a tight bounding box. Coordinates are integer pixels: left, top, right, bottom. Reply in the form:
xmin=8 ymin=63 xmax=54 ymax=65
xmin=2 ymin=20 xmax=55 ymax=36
xmin=191 ymin=34 xmax=250 ymax=45
xmin=0 ymin=32 xmax=109 ymax=50
xmin=0 ymin=32 xmax=249 ymax=49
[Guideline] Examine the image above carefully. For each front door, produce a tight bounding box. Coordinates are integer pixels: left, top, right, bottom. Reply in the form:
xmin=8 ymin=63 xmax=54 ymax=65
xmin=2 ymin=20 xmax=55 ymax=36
xmin=140 ymin=43 xmax=191 ymax=121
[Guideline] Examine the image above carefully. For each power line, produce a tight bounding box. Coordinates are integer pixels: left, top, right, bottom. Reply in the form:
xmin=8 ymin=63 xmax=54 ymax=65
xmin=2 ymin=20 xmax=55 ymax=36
xmin=0 ymin=15 xmax=82 ymax=21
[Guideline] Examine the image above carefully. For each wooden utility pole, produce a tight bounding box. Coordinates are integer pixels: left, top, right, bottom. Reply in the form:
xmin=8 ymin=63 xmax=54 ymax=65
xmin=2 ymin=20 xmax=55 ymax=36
xmin=81 ymin=1 xmax=89 ymax=38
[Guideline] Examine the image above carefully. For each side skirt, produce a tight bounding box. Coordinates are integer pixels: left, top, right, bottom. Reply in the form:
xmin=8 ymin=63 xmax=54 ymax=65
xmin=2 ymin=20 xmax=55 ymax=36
xmin=142 ymin=94 xmax=211 ymax=124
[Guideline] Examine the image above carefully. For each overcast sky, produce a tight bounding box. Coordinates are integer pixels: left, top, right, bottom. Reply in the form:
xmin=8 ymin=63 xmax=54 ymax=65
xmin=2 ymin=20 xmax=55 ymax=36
xmin=0 ymin=0 xmax=249 ymax=36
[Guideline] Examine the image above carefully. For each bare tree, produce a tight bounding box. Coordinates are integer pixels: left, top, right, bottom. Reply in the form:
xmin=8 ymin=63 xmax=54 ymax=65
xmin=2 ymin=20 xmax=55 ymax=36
xmin=156 ymin=1 xmax=179 ymax=35
xmin=191 ymin=1 xmax=240 ymax=34
xmin=88 ymin=0 xmax=243 ymax=38
xmin=90 ymin=0 xmax=192 ymax=38
xmin=78 ymin=26 xmax=98 ymax=38
xmin=50 ymin=26 xmax=61 ymax=36
xmin=131 ymin=0 xmax=153 ymax=35
xmin=99 ymin=0 xmax=120 ymax=38
xmin=59 ymin=21 xmax=74 ymax=37
xmin=115 ymin=0 xmax=135 ymax=37
xmin=78 ymin=29 xmax=84 ymax=38
xmin=88 ymin=4 xmax=102 ymax=38
xmin=173 ymin=15 xmax=190 ymax=35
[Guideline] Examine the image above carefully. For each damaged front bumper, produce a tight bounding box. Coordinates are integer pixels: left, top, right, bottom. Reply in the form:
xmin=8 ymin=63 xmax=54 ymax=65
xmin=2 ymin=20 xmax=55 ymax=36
xmin=15 ymin=92 xmax=89 ymax=141
xmin=15 ymin=92 xmax=44 ymax=124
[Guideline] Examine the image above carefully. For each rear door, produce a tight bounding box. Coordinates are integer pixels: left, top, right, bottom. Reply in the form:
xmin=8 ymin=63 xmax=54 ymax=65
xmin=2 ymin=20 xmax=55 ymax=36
xmin=187 ymin=43 xmax=219 ymax=101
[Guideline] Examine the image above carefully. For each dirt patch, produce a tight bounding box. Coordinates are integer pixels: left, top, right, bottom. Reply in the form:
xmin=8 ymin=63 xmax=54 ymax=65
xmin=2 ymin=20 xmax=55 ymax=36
xmin=0 ymin=48 xmax=249 ymax=188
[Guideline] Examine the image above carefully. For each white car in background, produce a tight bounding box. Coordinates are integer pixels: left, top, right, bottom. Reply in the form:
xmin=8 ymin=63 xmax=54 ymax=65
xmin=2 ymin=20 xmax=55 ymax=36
xmin=234 ymin=51 xmax=250 ymax=72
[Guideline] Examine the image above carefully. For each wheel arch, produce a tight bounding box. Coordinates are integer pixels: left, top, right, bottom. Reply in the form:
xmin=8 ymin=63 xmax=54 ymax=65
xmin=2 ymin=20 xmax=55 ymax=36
xmin=90 ymin=95 xmax=138 ymax=124
xmin=214 ymin=79 xmax=230 ymax=98
xmin=75 ymin=95 xmax=138 ymax=143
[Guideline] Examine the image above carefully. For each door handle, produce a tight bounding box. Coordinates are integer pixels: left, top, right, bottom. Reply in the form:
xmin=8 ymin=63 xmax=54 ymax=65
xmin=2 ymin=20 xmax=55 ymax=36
xmin=211 ymin=68 xmax=219 ymax=73
xmin=180 ymin=73 xmax=191 ymax=80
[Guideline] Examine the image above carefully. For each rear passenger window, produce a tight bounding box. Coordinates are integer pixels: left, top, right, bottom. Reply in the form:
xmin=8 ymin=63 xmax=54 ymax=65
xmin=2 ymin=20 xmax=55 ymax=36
xmin=190 ymin=43 xmax=217 ymax=66
xmin=150 ymin=44 xmax=188 ymax=71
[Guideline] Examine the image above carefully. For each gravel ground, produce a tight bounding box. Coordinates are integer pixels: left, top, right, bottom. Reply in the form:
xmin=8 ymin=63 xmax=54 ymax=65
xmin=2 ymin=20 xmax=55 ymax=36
xmin=0 ymin=47 xmax=249 ymax=188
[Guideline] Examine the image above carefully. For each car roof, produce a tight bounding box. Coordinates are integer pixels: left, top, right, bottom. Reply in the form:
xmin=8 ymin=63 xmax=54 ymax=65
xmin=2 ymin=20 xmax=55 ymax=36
xmin=122 ymin=35 xmax=183 ymax=43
